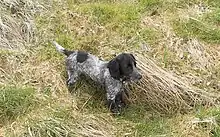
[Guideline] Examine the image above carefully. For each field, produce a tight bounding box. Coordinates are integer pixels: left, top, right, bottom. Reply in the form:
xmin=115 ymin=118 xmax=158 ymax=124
xmin=0 ymin=0 xmax=220 ymax=136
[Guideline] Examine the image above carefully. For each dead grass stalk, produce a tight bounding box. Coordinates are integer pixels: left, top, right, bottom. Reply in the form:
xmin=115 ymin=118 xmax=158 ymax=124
xmin=128 ymin=54 xmax=219 ymax=115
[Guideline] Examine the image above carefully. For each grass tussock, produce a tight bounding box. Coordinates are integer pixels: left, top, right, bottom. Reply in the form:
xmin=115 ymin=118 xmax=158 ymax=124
xmin=0 ymin=0 xmax=44 ymax=50
xmin=173 ymin=18 xmax=220 ymax=44
xmin=6 ymin=98 xmax=116 ymax=137
xmin=0 ymin=86 xmax=36 ymax=125
xmin=172 ymin=2 xmax=220 ymax=44
xmin=127 ymin=54 xmax=219 ymax=115
xmin=20 ymin=116 xmax=115 ymax=137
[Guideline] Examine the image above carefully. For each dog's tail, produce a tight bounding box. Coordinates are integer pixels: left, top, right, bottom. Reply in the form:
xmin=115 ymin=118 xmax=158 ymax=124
xmin=52 ymin=41 xmax=73 ymax=56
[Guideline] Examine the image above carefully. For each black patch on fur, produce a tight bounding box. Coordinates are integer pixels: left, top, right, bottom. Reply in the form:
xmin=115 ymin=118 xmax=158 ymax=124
xmin=76 ymin=51 xmax=88 ymax=63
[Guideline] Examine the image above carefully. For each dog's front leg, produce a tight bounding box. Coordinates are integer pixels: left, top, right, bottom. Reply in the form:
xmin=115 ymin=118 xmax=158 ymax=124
xmin=67 ymin=70 xmax=79 ymax=86
xmin=107 ymin=99 xmax=119 ymax=114
xmin=106 ymin=90 xmax=122 ymax=115
xmin=105 ymin=78 xmax=124 ymax=114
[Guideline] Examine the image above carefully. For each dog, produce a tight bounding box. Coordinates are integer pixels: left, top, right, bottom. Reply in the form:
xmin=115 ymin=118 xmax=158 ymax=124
xmin=52 ymin=41 xmax=142 ymax=114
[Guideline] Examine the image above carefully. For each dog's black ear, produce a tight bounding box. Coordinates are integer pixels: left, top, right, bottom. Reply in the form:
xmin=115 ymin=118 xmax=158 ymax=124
xmin=130 ymin=54 xmax=136 ymax=60
xmin=107 ymin=59 xmax=120 ymax=80
xmin=129 ymin=54 xmax=137 ymax=66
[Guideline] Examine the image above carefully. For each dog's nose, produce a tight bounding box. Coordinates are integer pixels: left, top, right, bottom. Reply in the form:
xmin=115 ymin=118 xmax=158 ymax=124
xmin=137 ymin=74 xmax=142 ymax=80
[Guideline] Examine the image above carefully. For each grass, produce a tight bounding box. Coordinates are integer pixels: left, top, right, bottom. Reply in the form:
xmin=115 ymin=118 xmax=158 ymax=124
xmin=22 ymin=118 xmax=76 ymax=137
xmin=118 ymin=104 xmax=171 ymax=136
xmin=172 ymin=4 xmax=220 ymax=44
xmin=173 ymin=18 xmax=220 ymax=44
xmin=18 ymin=107 xmax=77 ymax=137
xmin=204 ymin=9 xmax=220 ymax=26
xmin=0 ymin=86 xmax=36 ymax=124
xmin=194 ymin=107 xmax=220 ymax=137
xmin=135 ymin=118 xmax=170 ymax=136
xmin=208 ymin=0 xmax=220 ymax=7
xmin=6 ymin=102 xmax=76 ymax=137
xmin=1 ymin=0 xmax=220 ymax=136
xmin=36 ymin=0 xmax=163 ymax=58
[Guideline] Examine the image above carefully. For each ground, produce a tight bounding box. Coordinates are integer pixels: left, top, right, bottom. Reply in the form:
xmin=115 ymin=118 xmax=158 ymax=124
xmin=0 ymin=0 xmax=220 ymax=136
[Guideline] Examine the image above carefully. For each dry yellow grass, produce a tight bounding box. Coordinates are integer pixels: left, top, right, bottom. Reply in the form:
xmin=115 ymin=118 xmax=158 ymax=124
xmin=1 ymin=0 xmax=220 ymax=136
xmin=129 ymin=54 xmax=219 ymax=115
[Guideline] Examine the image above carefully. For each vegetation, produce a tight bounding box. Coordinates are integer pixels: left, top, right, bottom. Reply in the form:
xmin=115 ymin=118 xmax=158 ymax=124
xmin=0 ymin=0 xmax=220 ymax=136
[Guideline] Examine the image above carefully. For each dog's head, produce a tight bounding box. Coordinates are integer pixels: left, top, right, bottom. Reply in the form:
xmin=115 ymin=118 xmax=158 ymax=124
xmin=107 ymin=53 xmax=142 ymax=82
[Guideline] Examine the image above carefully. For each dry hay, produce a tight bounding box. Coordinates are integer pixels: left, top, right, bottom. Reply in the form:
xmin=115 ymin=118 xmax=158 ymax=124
xmin=0 ymin=0 xmax=45 ymax=50
xmin=176 ymin=2 xmax=212 ymax=22
xmin=141 ymin=2 xmax=219 ymax=71
xmin=141 ymin=15 xmax=215 ymax=71
xmin=137 ymin=4 xmax=220 ymax=114
xmin=170 ymin=115 xmax=217 ymax=137
xmin=127 ymin=54 xmax=219 ymax=115
xmin=5 ymin=103 xmax=115 ymax=137
xmin=76 ymin=114 xmax=115 ymax=137
xmin=0 ymin=54 xmax=67 ymax=94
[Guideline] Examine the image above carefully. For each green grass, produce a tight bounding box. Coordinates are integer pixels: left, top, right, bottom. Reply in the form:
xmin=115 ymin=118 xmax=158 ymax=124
xmin=78 ymin=2 xmax=159 ymax=39
xmin=19 ymin=105 xmax=77 ymax=137
xmin=213 ymin=126 xmax=220 ymax=137
xmin=204 ymin=9 xmax=220 ymax=27
xmin=139 ymin=0 xmax=162 ymax=8
xmin=169 ymin=0 xmax=220 ymax=44
xmin=0 ymin=86 xmax=37 ymax=124
xmin=173 ymin=7 xmax=220 ymax=44
xmin=135 ymin=118 xmax=170 ymax=136
xmin=208 ymin=0 xmax=220 ymax=7
xmin=194 ymin=107 xmax=220 ymax=137
xmin=173 ymin=18 xmax=220 ymax=44
xmin=36 ymin=0 xmax=164 ymax=55
xmin=138 ymin=28 xmax=162 ymax=46
xmin=115 ymin=104 xmax=171 ymax=136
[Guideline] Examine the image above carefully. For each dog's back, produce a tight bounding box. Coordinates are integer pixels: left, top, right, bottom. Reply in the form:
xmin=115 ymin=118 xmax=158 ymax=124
xmin=66 ymin=51 xmax=108 ymax=84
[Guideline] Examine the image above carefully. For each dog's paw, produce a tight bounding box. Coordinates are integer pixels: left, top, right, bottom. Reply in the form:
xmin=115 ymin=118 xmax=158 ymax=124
xmin=107 ymin=100 xmax=121 ymax=115
xmin=115 ymin=91 xmax=128 ymax=109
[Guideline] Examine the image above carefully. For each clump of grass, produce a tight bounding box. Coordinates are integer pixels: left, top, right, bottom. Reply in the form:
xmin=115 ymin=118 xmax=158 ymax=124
xmin=116 ymin=104 xmax=171 ymax=136
xmin=0 ymin=86 xmax=36 ymax=124
xmin=10 ymin=105 xmax=115 ymax=137
xmin=78 ymin=2 xmax=143 ymax=37
xmin=173 ymin=17 xmax=220 ymax=44
xmin=135 ymin=117 xmax=170 ymax=136
xmin=208 ymin=0 xmax=220 ymax=7
xmin=204 ymin=9 xmax=220 ymax=27
xmin=0 ymin=0 xmax=44 ymax=50
xmin=139 ymin=0 xmax=162 ymax=9
xmin=129 ymin=54 xmax=218 ymax=115
xmin=20 ymin=118 xmax=77 ymax=137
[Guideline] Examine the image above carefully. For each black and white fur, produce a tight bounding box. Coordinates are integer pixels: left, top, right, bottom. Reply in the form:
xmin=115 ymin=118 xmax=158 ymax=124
xmin=52 ymin=41 xmax=142 ymax=114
